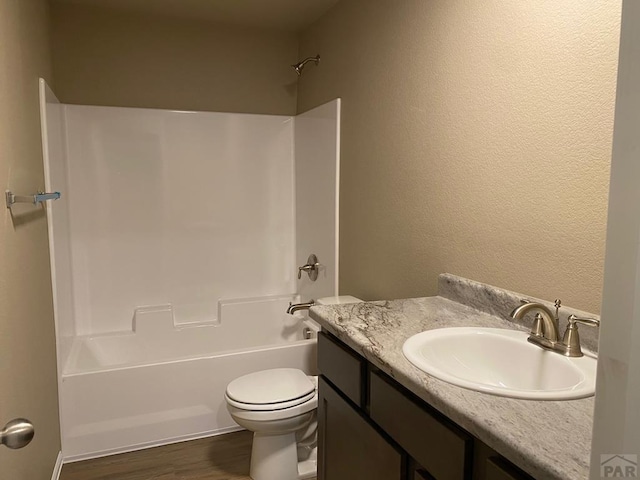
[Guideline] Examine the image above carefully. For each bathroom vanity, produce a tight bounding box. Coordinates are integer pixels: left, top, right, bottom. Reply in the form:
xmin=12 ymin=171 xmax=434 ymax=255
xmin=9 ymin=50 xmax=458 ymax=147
xmin=310 ymin=274 xmax=598 ymax=480
xmin=317 ymin=330 xmax=533 ymax=480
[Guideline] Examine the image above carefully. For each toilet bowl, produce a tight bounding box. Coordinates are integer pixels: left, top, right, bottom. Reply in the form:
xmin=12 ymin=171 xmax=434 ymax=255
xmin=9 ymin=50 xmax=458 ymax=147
xmin=225 ymin=295 xmax=362 ymax=480
xmin=225 ymin=368 xmax=318 ymax=480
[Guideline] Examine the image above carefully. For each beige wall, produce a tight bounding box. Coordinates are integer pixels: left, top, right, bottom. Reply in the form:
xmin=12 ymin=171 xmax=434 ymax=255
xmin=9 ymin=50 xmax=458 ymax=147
xmin=0 ymin=0 xmax=61 ymax=478
xmin=51 ymin=3 xmax=299 ymax=114
xmin=47 ymin=0 xmax=622 ymax=314
xmin=298 ymin=0 xmax=622 ymax=314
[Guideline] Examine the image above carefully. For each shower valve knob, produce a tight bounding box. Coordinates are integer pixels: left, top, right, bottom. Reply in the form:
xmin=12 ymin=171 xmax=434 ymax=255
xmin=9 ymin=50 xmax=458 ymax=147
xmin=298 ymin=254 xmax=320 ymax=281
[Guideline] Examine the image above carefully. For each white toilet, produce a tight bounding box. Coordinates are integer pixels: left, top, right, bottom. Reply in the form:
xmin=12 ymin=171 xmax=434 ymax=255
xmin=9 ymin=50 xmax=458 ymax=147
xmin=225 ymin=295 xmax=362 ymax=480
xmin=225 ymin=368 xmax=318 ymax=480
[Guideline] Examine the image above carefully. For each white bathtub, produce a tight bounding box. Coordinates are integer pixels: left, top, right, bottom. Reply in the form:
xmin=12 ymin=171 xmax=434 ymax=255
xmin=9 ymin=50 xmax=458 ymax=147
xmin=60 ymin=295 xmax=318 ymax=461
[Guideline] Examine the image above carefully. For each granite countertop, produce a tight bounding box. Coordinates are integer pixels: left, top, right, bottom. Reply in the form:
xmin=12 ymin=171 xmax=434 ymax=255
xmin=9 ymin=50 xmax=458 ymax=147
xmin=309 ymin=274 xmax=597 ymax=480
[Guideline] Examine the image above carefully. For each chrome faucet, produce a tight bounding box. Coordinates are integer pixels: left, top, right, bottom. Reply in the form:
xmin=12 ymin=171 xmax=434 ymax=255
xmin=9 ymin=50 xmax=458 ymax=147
xmin=510 ymin=299 xmax=599 ymax=357
xmin=287 ymin=300 xmax=315 ymax=315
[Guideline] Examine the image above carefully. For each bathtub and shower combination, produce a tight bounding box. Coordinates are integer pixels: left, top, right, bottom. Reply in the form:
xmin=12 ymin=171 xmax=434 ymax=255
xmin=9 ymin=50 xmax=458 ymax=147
xmin=39 ymin=80 xmax=341 ymax=461
xmin=61 ymin=296 xmax=320 ymax=459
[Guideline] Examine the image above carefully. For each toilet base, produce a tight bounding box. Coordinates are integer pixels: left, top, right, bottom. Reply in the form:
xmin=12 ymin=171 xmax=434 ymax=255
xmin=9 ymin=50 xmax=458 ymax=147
xmin=249 ymin=434 xmax=317 ymax=480
xmin=298 ymin=446 xmax=317 ymax=479
xmin=250 ymin=431 xmax=297 ymax=480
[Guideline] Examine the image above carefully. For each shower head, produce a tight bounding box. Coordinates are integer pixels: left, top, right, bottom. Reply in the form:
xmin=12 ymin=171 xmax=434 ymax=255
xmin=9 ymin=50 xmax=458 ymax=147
xmin=292 ymin=54 xmax=320 ymax=76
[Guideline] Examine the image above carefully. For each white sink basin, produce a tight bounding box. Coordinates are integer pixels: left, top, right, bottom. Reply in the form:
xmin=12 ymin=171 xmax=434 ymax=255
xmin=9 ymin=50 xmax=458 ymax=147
xmin=402 ymin=327 xmax=597 ymax=400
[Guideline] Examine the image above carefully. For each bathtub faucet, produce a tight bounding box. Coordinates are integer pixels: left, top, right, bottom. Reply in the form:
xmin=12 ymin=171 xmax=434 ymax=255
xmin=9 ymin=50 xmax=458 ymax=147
xmin=287 ymin=300 xmax=315 ymax=315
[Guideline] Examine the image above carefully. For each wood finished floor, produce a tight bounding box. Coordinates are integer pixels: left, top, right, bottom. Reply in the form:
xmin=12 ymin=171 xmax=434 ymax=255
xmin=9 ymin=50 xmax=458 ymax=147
xmin=60 ymin=431 xmax=256 ymax=480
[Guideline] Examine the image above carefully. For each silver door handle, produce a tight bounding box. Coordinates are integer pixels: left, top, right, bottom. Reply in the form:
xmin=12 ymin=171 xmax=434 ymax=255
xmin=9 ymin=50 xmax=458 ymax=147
xmin=1 ymin=418 xmax=34 ymax=449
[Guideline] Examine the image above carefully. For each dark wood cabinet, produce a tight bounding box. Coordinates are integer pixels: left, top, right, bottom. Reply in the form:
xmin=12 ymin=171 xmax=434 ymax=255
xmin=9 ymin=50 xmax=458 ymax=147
xmin=317 ymin=331 xmax=365 ymax=406
xmin=370 ymin=370 xmax=472 ymax=480
xmin=414 ymin=469 xmax=436 ymax=480
xmin=318 ymin=331 xmax=536 ymax=480
xmin=318 ymin=376 xmax=403 ymax=480
xmin=471 ymin=442 xmax=534 ymax=480
xmin=484 ymin=458 xmax=533 ymax=480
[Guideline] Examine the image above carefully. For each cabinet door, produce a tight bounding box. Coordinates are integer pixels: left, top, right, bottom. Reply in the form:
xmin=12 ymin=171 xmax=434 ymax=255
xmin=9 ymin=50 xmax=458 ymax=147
xmin=414 ymin=468 xmax=436 ymax=480
xmin=472 ymin=441 xmax=534 ymax=480
xmin=369 ymin=370 xmax=471 ymax=480
xmin=318 ymin=376 xmax=403 ymax=480
xmin=318 ymin=331 xmax=365 ymax=406
xmin=484 ymin=457 xmax=534 ymax=480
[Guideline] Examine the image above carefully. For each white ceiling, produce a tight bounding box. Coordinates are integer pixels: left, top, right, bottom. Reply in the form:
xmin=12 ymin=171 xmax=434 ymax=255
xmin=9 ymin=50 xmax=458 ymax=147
xmin=51 ymin=0 xmax=340 ymax=32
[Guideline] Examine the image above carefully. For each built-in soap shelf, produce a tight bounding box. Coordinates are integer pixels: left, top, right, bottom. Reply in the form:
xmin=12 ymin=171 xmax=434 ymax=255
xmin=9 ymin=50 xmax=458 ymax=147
xmin=63 ymin=293 xmax=307 ymax=375
xmin=129 ymin=293 xmax=299 ymax=335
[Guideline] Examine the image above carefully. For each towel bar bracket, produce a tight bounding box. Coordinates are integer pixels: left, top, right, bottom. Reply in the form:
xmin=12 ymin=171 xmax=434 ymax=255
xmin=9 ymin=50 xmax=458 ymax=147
xmin=5 ymin=190 xmax=61 ymax=208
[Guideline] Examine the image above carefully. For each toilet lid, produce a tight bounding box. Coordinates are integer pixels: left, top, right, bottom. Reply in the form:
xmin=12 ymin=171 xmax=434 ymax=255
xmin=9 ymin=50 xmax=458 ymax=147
xmin=226 ymin=368 xmax=315 ymax=405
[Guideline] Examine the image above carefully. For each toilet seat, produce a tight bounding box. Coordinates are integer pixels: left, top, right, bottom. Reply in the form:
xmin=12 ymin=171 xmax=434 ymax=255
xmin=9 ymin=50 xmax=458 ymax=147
xmin=226 ymin=392 xmax=318 ymax=422
xmin=225 ymin=368 xmax=318 ymax=419
xmin=226 ymin=390 xmax=316 ymax=411
xmin=225 ymin=368 xmax=316 ymax=412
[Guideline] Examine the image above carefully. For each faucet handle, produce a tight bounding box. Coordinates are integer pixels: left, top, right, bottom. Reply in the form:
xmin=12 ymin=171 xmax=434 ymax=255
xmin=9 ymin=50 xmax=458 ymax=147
xmin=567 ymin=314 xmax=600 ymax=328
xmin=561 ymin=314 xmax=600 ymax=357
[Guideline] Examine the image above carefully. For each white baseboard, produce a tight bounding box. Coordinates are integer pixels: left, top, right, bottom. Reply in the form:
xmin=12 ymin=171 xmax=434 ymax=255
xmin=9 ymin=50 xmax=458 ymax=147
xmin=51 ymin=451 xmax=63 ymax=480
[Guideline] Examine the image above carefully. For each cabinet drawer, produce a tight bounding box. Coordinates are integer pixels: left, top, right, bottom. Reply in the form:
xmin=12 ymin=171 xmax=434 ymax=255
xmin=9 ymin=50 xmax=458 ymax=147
xmin=370 ymin=371 xmax=472 ymax=480
xmin=472 ymin=440 xmax=534 ymax=480
xmin=318 ymin=331 xmax=365 ymax=406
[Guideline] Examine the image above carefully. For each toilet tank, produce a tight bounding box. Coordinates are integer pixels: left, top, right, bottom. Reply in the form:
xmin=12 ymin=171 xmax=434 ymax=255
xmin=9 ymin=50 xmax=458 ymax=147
xmin=317 ymin=296 xmax=363 ymax=306
xmin=302 ymin=296 xmax=363 ymax=339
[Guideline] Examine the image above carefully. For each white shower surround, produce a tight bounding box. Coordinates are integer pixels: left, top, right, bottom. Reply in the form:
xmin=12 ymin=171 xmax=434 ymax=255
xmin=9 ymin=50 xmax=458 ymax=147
xmin=39 ymin=80 xmax=341 ymax=460
xmin=62 ymin=104 xmax=297 ymax=337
